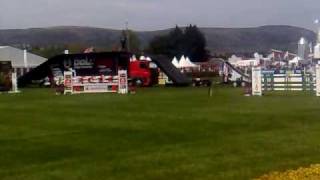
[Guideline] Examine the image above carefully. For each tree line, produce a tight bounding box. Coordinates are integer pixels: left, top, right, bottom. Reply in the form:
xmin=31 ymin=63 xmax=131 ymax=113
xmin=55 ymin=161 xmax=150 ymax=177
xmin=148 ymin=25 xmax=209 ymax=62
xmin=26 ymin=25 xmax=209 ymax=61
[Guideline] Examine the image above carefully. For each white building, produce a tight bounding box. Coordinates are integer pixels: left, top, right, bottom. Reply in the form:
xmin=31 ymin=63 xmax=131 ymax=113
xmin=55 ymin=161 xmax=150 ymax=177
xmin=0 ymin=46 xmax=47 ymax=77
xmin=228 ymin=54 xmax=260 ymax=67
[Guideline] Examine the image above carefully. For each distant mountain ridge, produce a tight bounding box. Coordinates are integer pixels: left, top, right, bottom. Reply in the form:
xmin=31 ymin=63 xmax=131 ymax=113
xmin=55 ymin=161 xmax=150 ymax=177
xmin=0 ymin=25 xmax=316 ymax=54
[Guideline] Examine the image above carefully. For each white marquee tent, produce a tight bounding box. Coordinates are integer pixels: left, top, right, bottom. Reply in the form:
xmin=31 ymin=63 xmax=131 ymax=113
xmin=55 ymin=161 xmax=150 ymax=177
xmin=178 ymin=55 xmax=187 ymax=67
xmin=185 ymin=57 xmax=199 ymax=68
xmin=171 ymin=57 xmax=180 ymax=68
xmin=178 ymin=55 xmax=198 ymax=68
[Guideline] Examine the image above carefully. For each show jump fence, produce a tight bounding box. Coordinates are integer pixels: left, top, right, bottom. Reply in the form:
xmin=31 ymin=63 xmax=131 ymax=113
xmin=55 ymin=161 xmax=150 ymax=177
xmin=63 ymin=70 xmax=128 ymax=95
xmin=252 ymin=65 xmax=320 ymax=96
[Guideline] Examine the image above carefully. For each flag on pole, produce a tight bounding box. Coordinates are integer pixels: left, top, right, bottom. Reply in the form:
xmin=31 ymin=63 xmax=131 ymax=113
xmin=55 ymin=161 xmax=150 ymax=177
xmin=84 ymin=47 xmax=95 ymax=53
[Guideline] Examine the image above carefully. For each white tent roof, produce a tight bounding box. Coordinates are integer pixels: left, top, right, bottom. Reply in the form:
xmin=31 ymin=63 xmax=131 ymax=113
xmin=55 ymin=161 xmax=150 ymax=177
xmin=179 ymin=55 xmax=188 ymax=68
xmin=140 ymin=56 xmax=146 ymax=60
xmin=0 ymin=46 xmax=47 ymax=68
xmin=185 ymin=57 xmax=198 ymax=67
xmin=146 ymin=57 xmax=152 ymax=61
xmin=171 ymin=57 xmax=179 ymax=68
xmin=131 ymin=55 xmax=138 ymax=62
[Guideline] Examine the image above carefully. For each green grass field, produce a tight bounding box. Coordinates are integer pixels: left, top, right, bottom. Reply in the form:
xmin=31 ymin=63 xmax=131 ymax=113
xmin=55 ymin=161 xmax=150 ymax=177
xmin=0 ymin=87 xmax=320 ymax=180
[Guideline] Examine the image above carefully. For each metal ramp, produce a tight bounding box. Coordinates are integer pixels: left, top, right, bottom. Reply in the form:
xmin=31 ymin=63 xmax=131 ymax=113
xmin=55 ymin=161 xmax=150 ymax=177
xmin=18 ymin=57 xmax=55 ymax=87
xmin=224 ymin=61 xmax=251 ymax=82
xmin=151 ymin=55 xmax=191 ymax=86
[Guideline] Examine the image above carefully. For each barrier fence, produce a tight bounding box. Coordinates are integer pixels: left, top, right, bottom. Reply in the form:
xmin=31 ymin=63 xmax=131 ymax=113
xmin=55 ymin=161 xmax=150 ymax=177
xmin=63 ymin=70 xmax=128 ymax=95
xmin=252 ymin=65 xmax=320 ymax=96
xmin=262 ymin=73 xmax=316 ymax=91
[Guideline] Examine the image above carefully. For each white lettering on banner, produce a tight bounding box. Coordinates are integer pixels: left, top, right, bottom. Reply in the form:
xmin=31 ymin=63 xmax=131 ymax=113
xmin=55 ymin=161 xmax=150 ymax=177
xmin=63 ymin=58 xmax=94 ymax=69
xmin=316 ymin=65 xmax=320 ymax=96
xmin=85 ymin=84 xmax=110 ymax=91
xmin=74 ymin=58 xmax=94 ymax=69
xmin=252 ymin=67 xmax=262 ymax=96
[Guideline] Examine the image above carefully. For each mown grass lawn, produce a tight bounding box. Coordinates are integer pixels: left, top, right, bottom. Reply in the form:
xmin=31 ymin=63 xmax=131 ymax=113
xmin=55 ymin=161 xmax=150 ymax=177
xmin=0 ymin=87 xmax=320 ymax=180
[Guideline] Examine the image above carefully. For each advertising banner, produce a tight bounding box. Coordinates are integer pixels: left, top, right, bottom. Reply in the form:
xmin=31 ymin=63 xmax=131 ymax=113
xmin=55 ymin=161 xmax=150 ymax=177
xmin=0 ymin=61 xmax=13 ymax=92
xmin=316 ymin=65 xmax=320 ymax=96
xmin=252 ymin=67 xmax=262 ymax=96
xmin=59 ymin=55 xmax=128 ymax=77
xmin=118 ymin=70 xmax=128 ymax=94
xmin=64 ymin=71 xmax=73 ymax=94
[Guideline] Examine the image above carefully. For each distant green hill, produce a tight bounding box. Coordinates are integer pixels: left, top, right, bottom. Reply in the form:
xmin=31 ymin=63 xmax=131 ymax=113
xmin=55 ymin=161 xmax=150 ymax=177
xmin=0 ymin=25 xmax=316 ymax=54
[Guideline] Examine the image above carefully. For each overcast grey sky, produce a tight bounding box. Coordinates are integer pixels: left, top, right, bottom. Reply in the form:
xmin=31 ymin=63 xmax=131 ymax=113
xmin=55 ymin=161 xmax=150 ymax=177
xmin=1 ymin=0 xmax=320 ymax=31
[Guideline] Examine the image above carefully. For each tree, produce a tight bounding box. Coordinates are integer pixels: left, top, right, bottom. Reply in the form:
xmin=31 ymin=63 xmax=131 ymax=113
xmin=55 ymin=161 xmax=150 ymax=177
xmin=167 ymin=26 xmax=184 ymax=58
xmin=121 ymin=30 xmax=141 ymax=53
xmin=148 ymin=25 xmax=209 ymax=62
xmin=149 ymin=35 xmax=170 ymax=55
xmin=183 ymin=25 xmax=209 ymax=62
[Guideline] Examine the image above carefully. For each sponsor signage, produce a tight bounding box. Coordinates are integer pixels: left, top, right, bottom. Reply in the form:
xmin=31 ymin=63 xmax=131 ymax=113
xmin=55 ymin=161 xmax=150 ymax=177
xmin=118 ymin=70 xmax=128 ymax=94
xmin=49 ymin=53 xmax=130 ymax=88
xmin=64 ymin=71 xmax=73 ymax=94
xmin=252 ymin=67 xmax=262 ymax=96
xmin=72 ymin=84 xmax=117 ymax=94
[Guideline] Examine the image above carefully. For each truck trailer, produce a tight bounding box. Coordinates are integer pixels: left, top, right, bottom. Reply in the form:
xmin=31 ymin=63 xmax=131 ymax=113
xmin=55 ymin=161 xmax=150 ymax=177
xmin=18 ymin=52 xmax=159 ymax=87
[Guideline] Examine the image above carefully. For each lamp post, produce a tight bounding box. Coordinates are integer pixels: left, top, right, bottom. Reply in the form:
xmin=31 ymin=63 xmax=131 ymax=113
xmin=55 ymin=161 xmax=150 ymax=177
xmin=313 ymin=19 xmax=320 ymax=60
xmin=315 ymin=19 xmax=320 ymax=43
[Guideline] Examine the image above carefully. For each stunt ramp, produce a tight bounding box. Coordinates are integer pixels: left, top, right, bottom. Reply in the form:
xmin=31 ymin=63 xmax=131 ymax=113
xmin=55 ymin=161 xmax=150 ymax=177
xmin=151 ymin=55 xmax=191 ymax=86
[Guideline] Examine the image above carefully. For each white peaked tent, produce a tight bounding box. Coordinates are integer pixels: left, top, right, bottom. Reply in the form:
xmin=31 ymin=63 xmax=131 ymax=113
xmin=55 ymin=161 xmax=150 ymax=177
xmin=179 ymin=55 xmax=188 ymax=68
xmin=140 ymin=55 xmax=146 ymax=60
xmin=146 ymin=57 xmax=152 ymax=61
xmin=171 ymin=57 xmax=180 ymax=68
xmin=185 ymin=57 xmax=199 ymax=67
xmin=131 ymin=55 xmax=138 ymax=62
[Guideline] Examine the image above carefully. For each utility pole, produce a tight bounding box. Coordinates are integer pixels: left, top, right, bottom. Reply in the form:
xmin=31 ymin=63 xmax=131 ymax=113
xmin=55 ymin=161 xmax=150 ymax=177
xmin=126 ymin=21 xmax=130 ymax=52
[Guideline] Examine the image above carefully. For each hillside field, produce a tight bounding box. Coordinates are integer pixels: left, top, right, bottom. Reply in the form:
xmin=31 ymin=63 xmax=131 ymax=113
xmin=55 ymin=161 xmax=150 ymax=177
xmin=0 ymin=87 xmax=320 ymax=180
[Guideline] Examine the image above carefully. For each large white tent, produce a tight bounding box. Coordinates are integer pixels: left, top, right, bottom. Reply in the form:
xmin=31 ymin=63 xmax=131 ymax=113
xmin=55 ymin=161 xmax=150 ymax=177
xmin=185 ymin=57 xmax=199 ymax=68
xmin=0 ymin=46 xmax=47 ymax=77
xmin=178 ymin=55 xmax=188 ymax=68
xmin=171 ymin=57 xmax=180 ymax=68
xmin=178 ymin=55 xmax=198 ymax=68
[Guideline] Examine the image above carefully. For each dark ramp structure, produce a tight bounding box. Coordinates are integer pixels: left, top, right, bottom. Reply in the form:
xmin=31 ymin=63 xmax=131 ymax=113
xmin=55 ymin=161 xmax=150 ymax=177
xmin=212 ymin=57 xmax=251 ymax=82
xmin=19 ymin=52 xmax=190 ymax=87
xmin=151 ymin=55 xmax=191 ymax=86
